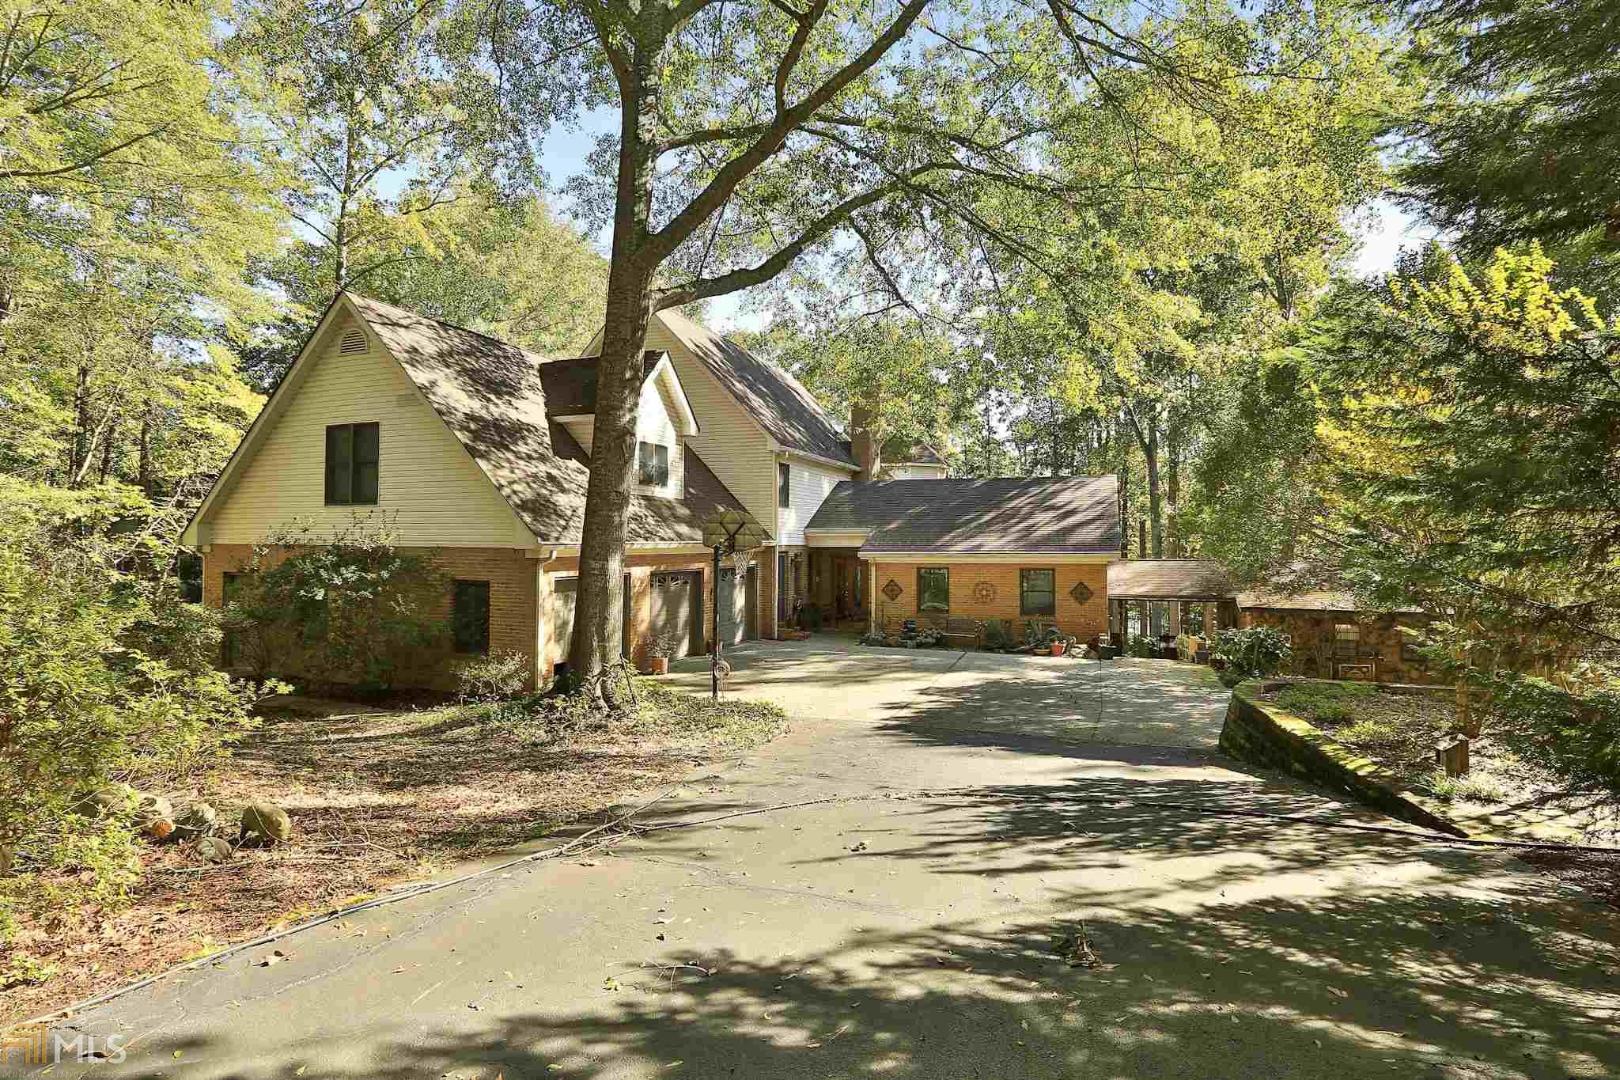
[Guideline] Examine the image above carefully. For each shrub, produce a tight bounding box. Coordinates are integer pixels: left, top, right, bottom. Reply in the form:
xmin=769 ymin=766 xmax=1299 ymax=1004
xmin=1211 ymin=626 xmax=1292 ymax=686
xmin=0 ymin=479 xmax=269 ymax=947
xmin=455 ymin=651 xmax=531 ymax=703
xmin=797 ymin=602 xmax=824 ymax=632
xmin=982 ymin=619 xmax=1013 ymax=651
xmin=1124 ymin=634 xmax=1157 ymax=658
xmin=1482 ymin=673 xmax=1620 ymax=792
xmin=223 ymin=522 xmax=449 ymax=693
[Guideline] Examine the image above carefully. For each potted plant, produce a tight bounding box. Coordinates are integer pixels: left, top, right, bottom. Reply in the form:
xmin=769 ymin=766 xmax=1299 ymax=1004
xmin=647 ymin=631 xmax=680 ymax=675
xmin=1050 ymin=638 xmax=1067 ymax=657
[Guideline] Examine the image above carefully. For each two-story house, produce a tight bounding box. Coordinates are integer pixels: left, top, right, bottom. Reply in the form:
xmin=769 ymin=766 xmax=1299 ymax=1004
xmin=183 ymin=292 xmax=1136 ymax=690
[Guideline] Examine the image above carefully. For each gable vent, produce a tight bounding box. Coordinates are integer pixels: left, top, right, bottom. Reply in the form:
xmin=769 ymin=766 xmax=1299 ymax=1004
xmin=338 ymin=327 xmax=368 ymax=355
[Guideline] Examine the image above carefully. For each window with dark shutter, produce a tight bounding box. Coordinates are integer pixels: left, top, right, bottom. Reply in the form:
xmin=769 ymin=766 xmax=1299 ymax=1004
xmin=325 ymin=422 xmax=379 ymax=505
xmin=453 ymin=580 xmax=490 ymax=654
xmin=637 ymin=441 xmax=670 ymax=487
xmin=778 ymin=462 xmax=790 ymax=507
xmin=1020 ymin=569 xmax=1056 ymax=617
xmin=918 ymin=567 xmax=949 ymax=612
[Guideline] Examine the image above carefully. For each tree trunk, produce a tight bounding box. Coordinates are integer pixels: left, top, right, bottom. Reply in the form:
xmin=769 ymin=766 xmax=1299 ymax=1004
xmin=1144 ymin=420 xmax=1162 ymax=557
xmin=566 ymin=36 xmax=661 ymax=686
xmin=138 ymin=406 xmax=155 ymax=495
xmin=1166 ymin=421 xmax=1181 ymax=557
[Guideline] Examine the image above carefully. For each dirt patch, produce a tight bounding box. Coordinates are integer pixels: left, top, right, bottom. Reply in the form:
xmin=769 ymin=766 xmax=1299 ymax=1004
xmin=1 ymin=682 xmax=784 ymax=1026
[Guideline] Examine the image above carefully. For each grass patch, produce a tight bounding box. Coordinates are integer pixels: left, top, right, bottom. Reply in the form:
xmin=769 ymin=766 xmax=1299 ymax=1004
xmin=1417 ymin=769 xmax=1509 ymax=804
xmin=1274 ymin=681 xmax=1379 ymax=725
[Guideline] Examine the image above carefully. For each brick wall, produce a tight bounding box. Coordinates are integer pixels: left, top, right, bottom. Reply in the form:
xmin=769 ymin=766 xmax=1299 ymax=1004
xmin=202 ymin=544 xmax=539 ymax=691
xmin=1240 ymin=607 xmax=1437 ymax=685
xmin=869 ymin=560 xmax=1111 ymax=640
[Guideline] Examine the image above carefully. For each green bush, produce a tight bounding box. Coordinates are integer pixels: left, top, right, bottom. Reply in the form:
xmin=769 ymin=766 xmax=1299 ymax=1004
xmin=1125 ymin=634 xmax=1157 ymax=658
xmin=1482 ymin=673 xmax=1620 ymax=792
xmin=0 ymin=479 xmax=269 ymax=947
xmin=982 ymin=619 xmax=1013 ymax=651
xmin=1211 ymin=626 xmax=1292 ymax=685
xmin=223 ymin=522 xmax=449 ymax=693
xmin=455 ymin=651 xmax=531 ymax=703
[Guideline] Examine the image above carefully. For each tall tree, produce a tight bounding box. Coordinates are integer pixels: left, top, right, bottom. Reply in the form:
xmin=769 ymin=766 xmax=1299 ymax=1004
xmin=1401 ymin=0 xmax=1620 ymax=283
xmin=535 ymin=0 xmax=1334 ymax=683
xmin=0 ymin=0 xmax=281 ymax=491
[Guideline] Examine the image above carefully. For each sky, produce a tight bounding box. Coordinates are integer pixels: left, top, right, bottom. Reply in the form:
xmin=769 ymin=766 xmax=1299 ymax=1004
xmin=537 ymin=116 xmax=1437 ymax=332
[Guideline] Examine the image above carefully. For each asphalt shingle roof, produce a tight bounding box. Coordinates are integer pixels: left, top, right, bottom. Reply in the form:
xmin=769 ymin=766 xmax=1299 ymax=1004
xmin=347 ymin=293 xmax=745 ymax=546
xmin=806 ymin=476 xmax=1120 ymax=554
xmin=657 ymin=308 xmax=856 ymax=467
xmin=1107 ymin=560 xmax=1237 ymax=600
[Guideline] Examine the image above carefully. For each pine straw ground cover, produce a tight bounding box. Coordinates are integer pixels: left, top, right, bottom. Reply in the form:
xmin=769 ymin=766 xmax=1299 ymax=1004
xmin=1 ymin=680 xmax=785 ymax=1026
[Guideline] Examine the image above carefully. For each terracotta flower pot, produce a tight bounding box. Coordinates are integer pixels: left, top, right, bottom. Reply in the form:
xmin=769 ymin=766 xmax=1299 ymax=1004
xmin=1050 ymin=641 xmax=1067 ymax=657
xmin=648 ymin=656 xmax=670 ymax=675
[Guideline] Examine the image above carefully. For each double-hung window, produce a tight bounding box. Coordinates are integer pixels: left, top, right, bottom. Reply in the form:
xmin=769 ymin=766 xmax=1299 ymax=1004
xmin=325 ymin=422 xmax=379 ymax=505
xmin=637 ymin=441 xmax=670 ymax=487
xmin=1019 ymin=569 xmax=1056 ymax=617
xmin=918 ymin=567 xmax=949 ymax=612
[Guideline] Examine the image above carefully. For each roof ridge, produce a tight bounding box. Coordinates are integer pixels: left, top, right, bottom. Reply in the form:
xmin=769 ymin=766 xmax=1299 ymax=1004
xmin=344 ymin=291 xmax=552 ymax=363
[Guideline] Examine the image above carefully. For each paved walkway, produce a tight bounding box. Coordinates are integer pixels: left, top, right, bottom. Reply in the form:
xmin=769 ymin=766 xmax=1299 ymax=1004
xmin=31 ymin=640 xmax=1620 ymax=1079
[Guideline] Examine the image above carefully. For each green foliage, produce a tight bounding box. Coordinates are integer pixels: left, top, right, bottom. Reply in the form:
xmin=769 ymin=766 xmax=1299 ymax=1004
xmin=1211 ymin=626 xmax=1293 ymax=684
xmin=1124 ymin=634 xmax=1158 ymax=659
xmin=982 ymin=619 xmax=1014 ymax=652
xmin=455 ymin=651 xmax=531 ymax=704
xmin=1274 ymin=681 xmax=1378 ymax=725
xmin=223 ymin=524 xmax=449 ymax=693
xmin=1481 ymin=673 xmax=1620 ymax=793
xmin=1401 ymin=0 xmax=1620 ymax=284
xmin=0 ymin=478 xmax=266 ymax=942
xmin=1417 ymin=769 xmax=1508 ymax=804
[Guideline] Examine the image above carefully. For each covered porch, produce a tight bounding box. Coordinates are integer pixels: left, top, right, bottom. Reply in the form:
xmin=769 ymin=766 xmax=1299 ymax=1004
xmin=802 ymin=546 xmax=869 ymax=632
xmin=1106 ymin=559 xmax=1241 ymax=649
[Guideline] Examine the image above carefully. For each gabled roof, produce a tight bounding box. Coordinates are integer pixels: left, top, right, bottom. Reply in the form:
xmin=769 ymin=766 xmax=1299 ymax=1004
xmin=1108 ymin=560 xmax=1237 ymax=600
xmin=806 ymin=476 xmax=1120 ymax=554
xmin=538 ymin=352 xmax=665 ymax=416
xmin=654 ymin=308 xmax=857 ymax=468
xmin=190 ymin=292 xmax=748 ymax=548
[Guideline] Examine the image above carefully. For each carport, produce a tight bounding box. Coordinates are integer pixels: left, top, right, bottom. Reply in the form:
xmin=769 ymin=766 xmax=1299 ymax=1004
xmin=1106 ymin=559 xmax=1240 ymax=642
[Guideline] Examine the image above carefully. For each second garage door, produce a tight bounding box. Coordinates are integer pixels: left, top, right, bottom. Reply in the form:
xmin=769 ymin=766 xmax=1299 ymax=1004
xmin=716 ymin=566 xmax=757 ymax=646
xmin=648 ymin=571 xmax=703 ymax=660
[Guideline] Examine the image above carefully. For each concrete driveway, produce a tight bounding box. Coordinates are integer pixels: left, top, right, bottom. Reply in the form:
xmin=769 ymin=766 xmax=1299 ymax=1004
xmin=29 ymin=640 xmax=1620 ymax=1080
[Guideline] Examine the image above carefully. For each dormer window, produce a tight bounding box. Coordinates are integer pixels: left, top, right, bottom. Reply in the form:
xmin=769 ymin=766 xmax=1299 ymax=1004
xmin=637 ymin=441 xmax=670 ymax=487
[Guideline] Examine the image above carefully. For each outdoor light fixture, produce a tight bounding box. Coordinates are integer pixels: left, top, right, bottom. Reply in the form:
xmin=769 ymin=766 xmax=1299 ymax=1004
xmin=700 ymin=509 xmax=769 ymax=702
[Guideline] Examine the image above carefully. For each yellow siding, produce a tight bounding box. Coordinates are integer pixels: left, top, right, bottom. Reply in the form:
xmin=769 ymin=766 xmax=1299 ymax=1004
xmin=641 ymin=318 xmax=778 ymax=527
xmin=206 ymin=312 xmax=534 ymax=548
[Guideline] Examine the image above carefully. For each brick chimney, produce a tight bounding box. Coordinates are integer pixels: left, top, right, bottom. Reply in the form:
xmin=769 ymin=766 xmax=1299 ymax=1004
xmin=850 ymin=401 xmax=882 ymax=482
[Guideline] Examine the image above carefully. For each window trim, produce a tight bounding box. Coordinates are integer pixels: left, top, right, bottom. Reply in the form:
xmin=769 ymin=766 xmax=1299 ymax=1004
xmin=637 ymin=439 xmax=671 ymax=488
xmin=325 ymin=421 xmax=380 ymax=506
xmin=778 ymin=461 xmax=790 ymax=508
xmin=452 ymin=579 xmax=491 ymax=655
xmin=917 ymin=566 xmax=950 ymax=613
xmin=1019 ymin=568 xmax=1056 ymax=618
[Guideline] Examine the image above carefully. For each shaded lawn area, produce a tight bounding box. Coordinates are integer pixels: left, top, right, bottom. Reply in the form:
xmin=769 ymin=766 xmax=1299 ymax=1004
xmin=0 ymin=681 xmax=784 ymax=1027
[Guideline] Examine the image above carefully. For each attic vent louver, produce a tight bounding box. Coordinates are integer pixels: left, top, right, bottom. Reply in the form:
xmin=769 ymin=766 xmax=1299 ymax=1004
xmin=339 ymin=327 xmax=367 ymax=355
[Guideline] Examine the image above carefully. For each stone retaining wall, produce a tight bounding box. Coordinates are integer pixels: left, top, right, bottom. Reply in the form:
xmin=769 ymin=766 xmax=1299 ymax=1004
xmin=1219 ymin=684 xmax=1466 ymax=836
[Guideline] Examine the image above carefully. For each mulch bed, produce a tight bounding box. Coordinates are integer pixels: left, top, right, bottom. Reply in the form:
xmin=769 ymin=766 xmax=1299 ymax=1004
xmin=2 ymin=690 xmax=783 ymax=1027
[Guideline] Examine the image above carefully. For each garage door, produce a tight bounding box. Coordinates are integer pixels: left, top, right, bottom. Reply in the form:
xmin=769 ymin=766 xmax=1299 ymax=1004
xmin=717 ymin=566 xmax=757 ymax=646
xmin=549 ymin=575 xmax=631 ymax=670
xmin=649 ymin=571 xmax=702 ymax=660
